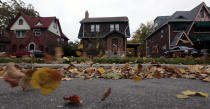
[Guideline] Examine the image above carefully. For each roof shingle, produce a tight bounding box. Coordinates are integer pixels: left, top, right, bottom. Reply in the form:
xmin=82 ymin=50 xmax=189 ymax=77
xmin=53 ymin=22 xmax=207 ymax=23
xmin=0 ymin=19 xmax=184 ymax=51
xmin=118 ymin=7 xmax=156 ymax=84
xmin=80 ymin=16 xmax=128 ymax=23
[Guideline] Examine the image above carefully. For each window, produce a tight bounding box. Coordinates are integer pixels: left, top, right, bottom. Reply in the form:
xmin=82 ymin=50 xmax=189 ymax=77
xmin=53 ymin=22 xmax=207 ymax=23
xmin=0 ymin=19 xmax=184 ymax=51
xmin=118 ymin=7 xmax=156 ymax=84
xmin=29 ymin=44 xmax=35 ymax=50
xmin=200 ymin=10 xmax=204 ymax=18
xmin=16 ymin=30 xmax=26 ymax=38
xmin=91 ymin=25 xmax=95 ymax=32
xmin=115 ymin=24 xmax=119 ymax=31
xmin=0 ymin=44 xmax=6 ymax=52
xmin=57 ymin=38 xmax=60 ymax=42
xmin=61 ymin=38 xmax=64 ymax=44
xmin=110 ymin=24 xmax=120 ymax=31
xmin=162 ymin=44 xmax=166 ymax=50
xmin=34 ymin=29 xmax=41 ymax=36
xmin=96 ymin=25 xmax=100 ymax=32
xmin=161 ymin=30 xmax=164 ymax=34
xmin=161 ymin=35 xmax=163 ymax=38
xmin=110 ymin=24 xmax=115 ymax=31
xmin=19 ymin=19 xmax=23 ymax=25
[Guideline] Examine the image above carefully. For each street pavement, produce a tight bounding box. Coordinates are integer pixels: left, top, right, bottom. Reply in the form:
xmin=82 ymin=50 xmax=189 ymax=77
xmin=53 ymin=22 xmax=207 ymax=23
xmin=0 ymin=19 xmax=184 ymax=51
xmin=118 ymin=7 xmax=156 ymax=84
xmin=0 ymin=78 xmax=210 ymax=109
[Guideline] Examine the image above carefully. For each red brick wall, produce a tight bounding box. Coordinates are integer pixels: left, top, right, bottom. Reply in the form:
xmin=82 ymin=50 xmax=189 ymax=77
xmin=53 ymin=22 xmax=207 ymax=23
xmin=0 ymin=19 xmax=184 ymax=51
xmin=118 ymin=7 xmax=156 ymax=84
xmin=5 ymin=29 xmax=63 ymax=55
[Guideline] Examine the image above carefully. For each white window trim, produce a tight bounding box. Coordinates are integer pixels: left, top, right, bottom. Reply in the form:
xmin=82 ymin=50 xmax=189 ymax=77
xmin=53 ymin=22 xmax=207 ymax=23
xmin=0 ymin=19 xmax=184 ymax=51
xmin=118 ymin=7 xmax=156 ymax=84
xmin=110 ymin=24 xmax=115 ymax=31
xmin=16 ymin=30 xmax=26 ymax=38
xmin=28 ymin=42 xmax=36 ymax=51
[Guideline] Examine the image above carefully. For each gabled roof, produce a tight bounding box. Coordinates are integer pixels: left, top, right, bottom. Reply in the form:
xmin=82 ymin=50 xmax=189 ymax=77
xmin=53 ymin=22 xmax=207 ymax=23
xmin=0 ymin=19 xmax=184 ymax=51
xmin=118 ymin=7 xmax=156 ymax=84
xmin=80 ymin=16 xmax=128 ymax=23
xmin=171 ymin=31 xmax=193 ymax=47
xmin=8 ymin=13 xmax=69 ymax=40
xmin=8 ymin=13 xmax=56 ymax=29
xmin=146 ymin=2 xmax=209 ymax=40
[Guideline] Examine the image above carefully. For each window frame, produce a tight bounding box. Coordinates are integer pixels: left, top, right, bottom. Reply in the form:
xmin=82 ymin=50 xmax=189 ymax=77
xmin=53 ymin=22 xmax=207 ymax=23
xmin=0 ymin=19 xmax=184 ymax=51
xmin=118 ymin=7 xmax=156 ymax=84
xmin=96 ymin=24 xmax=100 ymax=32
xmin=91 ymin=25 xmax=95 ymax=32
xmin=16 ymin=30 xmax=26 ymax=38
xmin=110 ymin=24 xmax=115 ymax=31
xmin=115 ymin=24 xmax=120 ymax=31
xmin=19 ymin=19 xmax=23 ymax=25
xmin=34 ymin=29 xmax=41 ymax=36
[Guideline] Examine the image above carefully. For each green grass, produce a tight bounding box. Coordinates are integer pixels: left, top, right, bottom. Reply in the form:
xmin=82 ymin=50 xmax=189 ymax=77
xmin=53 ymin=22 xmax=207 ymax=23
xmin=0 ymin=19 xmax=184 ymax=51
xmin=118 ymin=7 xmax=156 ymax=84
xmin=0 ymin=57 xmax=209 ymax=65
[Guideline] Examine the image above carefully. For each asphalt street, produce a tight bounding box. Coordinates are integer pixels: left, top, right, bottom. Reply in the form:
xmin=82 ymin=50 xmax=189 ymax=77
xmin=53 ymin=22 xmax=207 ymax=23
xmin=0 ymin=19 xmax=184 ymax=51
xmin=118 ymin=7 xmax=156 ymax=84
xmin=0 ymin=78 xmax=210 ymax=109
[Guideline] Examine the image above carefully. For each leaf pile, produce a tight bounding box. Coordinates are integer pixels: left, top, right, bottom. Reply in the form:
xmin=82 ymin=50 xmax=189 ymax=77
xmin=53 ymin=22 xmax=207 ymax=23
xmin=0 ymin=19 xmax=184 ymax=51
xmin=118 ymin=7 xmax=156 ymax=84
xmin=60 ymin=63 xmax=210 ymax=82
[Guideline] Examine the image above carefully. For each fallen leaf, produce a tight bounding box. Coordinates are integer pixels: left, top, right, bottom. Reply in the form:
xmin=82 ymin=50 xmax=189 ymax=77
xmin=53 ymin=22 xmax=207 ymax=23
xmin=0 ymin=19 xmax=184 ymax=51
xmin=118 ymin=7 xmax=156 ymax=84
xmin=0 ymin=66 xmax=3 ymax=71
xmin=196 ymin=92 xmax=208 ymax=98
xmin=19 ymin=69 xmax=36 ymax=91
xmin=101 ymin=88 xmax=111 ymax=101
xmin=4 ymin=75 xmax=19 ymax=87
xmin=76 ymin=51 xmax=82 ymax=57
xmin=30 ymin=68 xmax=62 ymax=95
xmin=176 ymin=94 xmax=189 ymax=99
xmin=132 ymin=76 xmax=142 ymax=82
xmin=98 ymin=67 xmax=105 ymax=74
xmin=182 ymin=90 xmax=196 ymax=96
xmin=44 ymin=53 xmax=55 ymax=62
xmin=203 ymin=76 xmax=210 ymax=82
xmin=3 ymin=62 xmax=25 ymax=88
xmin=64 ymin=94 xmax=83 ymax=104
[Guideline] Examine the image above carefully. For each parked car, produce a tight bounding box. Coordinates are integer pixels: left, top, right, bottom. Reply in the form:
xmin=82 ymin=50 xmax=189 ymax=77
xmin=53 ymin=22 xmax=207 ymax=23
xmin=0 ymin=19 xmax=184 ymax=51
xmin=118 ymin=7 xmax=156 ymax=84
xmin=164 ymin=46 xmax=198 ymax=57
xmin=28 ymin=50 xmax=44 ymax=58
xmin=12 ymin=51 xmax=30 ymax=58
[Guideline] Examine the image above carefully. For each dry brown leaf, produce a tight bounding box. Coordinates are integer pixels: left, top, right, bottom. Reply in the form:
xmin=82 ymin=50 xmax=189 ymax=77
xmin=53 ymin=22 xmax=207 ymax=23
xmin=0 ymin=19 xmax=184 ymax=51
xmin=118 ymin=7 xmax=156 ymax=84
xmin=64 ymin=94 xmax=83 ymax=104
xmin=203 ymin=76 xmax=210 ymax=82
xmin=132 ymin=76 xmax=142 ymax=82
xmin=6 ymin=63 xmax=25 ymax=79
xmin=19 ymin=68 xmax=36 ymax=91
xmin=101 ymin=88 xmax=111 ymax=101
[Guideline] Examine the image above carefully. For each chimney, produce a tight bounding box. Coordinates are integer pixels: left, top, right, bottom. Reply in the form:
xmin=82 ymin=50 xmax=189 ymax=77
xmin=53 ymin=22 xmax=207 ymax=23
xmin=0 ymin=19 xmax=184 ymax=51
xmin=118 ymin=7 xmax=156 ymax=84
xmin=85 ymin=11 xmax=89 ymax=19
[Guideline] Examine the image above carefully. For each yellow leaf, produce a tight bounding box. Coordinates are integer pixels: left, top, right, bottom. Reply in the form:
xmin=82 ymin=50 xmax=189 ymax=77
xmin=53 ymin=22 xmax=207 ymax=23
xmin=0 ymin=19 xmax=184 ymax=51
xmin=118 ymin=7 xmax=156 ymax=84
xmin=196 ymin=92 xmax=208 ymax=98
xmin=78 ymin=44 xmax=83 ymax=49
xmin=182 ymin=90 xmax=196 ymax=96
xmin=98 ymin=67 xmax=105 ymax=74
xmin=132 ymin=76 xmax=142 ymax=82
xmin=76 ymin=51 xmax=82 ymax=57
xmin=30 ymin=68 xmax=62 ymax=95
xmin=176 ymin=94 xmax=189 ymax=99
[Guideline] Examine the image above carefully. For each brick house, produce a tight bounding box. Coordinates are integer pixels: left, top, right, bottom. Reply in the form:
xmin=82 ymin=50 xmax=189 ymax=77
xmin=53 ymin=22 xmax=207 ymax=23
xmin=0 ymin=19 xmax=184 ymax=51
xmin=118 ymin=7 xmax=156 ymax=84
xmin=0 ymin=13 xmax=68 ymax=55
xmin=146 ymin=2 xmax=210 ymax=57
xmin=78 ymin=11 xmax=130 ymax=57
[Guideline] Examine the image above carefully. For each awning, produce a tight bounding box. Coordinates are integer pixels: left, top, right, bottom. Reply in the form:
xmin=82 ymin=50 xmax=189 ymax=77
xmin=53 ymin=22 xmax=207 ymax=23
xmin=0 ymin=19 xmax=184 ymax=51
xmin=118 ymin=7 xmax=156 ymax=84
xmin=195 ymin=22 xmax=210 ymax=27
xmin=190 ymin=36 xmax=210 ymax=41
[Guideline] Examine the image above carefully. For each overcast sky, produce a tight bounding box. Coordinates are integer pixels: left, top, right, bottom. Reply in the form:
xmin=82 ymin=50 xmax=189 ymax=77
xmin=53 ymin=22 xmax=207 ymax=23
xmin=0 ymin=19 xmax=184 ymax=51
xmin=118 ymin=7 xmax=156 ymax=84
xmin=20 ymin=0 xmax=210 ymax=41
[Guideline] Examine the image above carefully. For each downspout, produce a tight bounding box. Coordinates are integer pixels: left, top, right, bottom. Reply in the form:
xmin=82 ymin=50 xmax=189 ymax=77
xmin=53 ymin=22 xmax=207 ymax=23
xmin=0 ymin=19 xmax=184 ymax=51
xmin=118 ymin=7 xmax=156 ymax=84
xmin=124 ymin=22 xmax=129 ymax=56
xmin=168 ymin=24 xmax=171 ymax=49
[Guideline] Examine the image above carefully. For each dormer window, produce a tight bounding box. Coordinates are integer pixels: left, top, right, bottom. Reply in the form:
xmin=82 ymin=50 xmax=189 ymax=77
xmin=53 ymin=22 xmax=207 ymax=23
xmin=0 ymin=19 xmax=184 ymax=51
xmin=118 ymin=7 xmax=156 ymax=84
xmin=19 ymin=19 xmax=23 ymax=25
xmin=33 ymin=29 xmax=41 ymax=36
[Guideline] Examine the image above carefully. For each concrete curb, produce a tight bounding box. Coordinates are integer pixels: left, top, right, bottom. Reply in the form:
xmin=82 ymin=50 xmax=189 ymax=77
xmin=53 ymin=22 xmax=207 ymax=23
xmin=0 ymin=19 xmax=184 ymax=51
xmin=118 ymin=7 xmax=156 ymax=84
xmin=0 ymin=63 xmax=209 ymax=68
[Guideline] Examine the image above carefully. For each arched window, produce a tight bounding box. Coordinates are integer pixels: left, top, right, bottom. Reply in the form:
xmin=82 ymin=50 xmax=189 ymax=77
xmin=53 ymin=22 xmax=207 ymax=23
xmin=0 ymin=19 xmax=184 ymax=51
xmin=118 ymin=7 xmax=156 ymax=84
xmin=19 ymin=19 xmax=23 ymax=25
xmin=29 ymin=44 xmax=35 ymax=50
xmin=19 ymin=44 xmax=24 ymax=51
